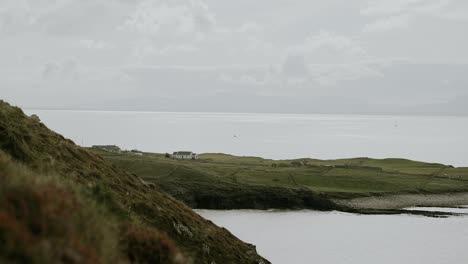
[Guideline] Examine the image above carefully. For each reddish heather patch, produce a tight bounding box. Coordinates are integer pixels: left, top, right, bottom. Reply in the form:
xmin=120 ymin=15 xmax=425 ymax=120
xmin=0 ymin=183 xmax=101 ymax=263
xmin=121 ymin=224 xmax=187 ymax=264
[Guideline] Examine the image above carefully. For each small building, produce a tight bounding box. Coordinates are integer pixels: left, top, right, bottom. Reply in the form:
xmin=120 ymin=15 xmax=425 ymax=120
xmin=172 ymin=151 xmax=198 ymax=160
xmin=130 ymin=149 xmax=143 ymax=156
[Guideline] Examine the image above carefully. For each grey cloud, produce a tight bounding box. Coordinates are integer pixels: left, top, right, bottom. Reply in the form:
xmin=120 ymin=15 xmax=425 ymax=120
xmin=121 ymin=0 xmax=217 ymax=36
xmin=361 ymin=0 xmax=468 ymax=33
xmin=362 ymin=14 xmax=411 ymax=32
xmin=41 ymin=59 xmax=81 ymax=79
xmin=41 ymin=61 xmax=61 ymax=78
xmin=79 ymin=39 xmax=115 ymax=50
xmin=288 ymin=31 xmax=369 ymax=64
xmin=1 ymin=0 xmax=467 ymax=115
xmin=282 ymin=55 xmax=308 ymax=77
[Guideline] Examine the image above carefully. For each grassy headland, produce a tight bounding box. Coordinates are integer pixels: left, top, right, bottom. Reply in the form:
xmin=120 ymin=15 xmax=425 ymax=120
xmin=93 ymin=150 xmax=468 ymax=211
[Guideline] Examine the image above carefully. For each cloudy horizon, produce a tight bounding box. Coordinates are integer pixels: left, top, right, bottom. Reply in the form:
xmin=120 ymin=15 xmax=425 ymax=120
xmin=2 ymin=0 xmax=468 ymax=115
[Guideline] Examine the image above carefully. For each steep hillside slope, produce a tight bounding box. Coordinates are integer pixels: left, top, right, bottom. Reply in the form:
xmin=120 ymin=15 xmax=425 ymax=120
xmin=1 ymin=153 xmax=188 ymax=264
xmin=0 ymin=100 xmax=269 ymax=264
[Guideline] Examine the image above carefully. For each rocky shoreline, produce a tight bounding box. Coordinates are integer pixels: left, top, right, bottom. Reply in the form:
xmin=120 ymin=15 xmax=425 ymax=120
xmin=335 ymin=192 xmax=468 ymax=217
xmin=335 ymin=192 xmax=468 ymax=209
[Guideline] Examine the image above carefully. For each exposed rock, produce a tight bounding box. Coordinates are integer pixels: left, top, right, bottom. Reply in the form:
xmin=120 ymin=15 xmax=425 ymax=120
xmin=202 ymin=244 xmax=210 ymax=255
xmin=172 ymin=221 xmax=193 ymax=238
xmin=29 ymin=114 xmax=41 ymax=123
xmin=246 ymin=243 xmax=257 ymax=255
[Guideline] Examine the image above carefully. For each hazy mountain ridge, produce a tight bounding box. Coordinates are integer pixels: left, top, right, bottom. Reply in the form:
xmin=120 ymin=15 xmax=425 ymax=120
xmin=21 ymin=93 xmax=468 ymax=116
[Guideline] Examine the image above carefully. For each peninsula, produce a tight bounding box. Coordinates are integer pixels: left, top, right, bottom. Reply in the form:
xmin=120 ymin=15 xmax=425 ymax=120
xmin=91 ymin=148 xmax=468 ymax=215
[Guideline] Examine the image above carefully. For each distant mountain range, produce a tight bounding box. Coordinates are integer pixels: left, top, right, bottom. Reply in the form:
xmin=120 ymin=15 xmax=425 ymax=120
xmin=27 ymin=93 xmax=468 ymax=116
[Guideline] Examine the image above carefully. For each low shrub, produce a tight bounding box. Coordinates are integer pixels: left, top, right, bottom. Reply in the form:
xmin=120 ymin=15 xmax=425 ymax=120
xmin=0 ymin=153 xmax=121 ymax=264
xmin=121 ymin=224 xmax=186 ymax=264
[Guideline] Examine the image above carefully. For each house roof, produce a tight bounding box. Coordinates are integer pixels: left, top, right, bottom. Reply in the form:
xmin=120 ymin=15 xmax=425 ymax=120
xmin=173 ymin=151 xmax=194 ymax=156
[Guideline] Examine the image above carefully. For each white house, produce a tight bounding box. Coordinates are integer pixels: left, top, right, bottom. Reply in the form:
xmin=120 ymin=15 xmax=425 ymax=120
xmin=172 ymin=151 xmax=198 ymax=160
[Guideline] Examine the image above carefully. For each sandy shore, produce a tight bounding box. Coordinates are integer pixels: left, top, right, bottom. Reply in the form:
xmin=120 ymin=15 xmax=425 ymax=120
xmin=335 ymin=192 xmax=468 ymax=210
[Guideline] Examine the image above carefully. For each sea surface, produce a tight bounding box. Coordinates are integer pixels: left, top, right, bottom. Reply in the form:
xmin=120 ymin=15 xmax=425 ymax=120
xmin=196 ymin=209 xmax=468 ymax=264
xmin=25 ymin=110 xmax=468 ymax=166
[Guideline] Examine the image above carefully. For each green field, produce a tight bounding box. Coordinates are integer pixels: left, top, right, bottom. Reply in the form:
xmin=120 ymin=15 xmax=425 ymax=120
xmin=94 ymin=150 xmax=468 ymax=203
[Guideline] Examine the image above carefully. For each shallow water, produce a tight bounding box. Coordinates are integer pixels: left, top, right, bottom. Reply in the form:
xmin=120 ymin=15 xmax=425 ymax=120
xmin=196 ymin=209 xmax=468 ymax=264
xmin=24 ymin=110 xmax=468 ymax=167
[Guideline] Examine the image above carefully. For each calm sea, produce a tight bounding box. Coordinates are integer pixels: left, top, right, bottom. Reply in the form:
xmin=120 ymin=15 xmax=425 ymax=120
xmin=25 ymin=110 xmax=468 ymax=167
xmin=197 ymin=209 xmax=468 ymax=264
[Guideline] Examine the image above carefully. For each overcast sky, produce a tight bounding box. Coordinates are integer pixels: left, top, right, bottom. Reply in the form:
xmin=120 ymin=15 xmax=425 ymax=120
xmin=1 ymin=0 xmax=468 ymax=114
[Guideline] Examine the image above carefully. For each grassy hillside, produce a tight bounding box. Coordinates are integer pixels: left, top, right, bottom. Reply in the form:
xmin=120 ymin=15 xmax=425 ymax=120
xmin=94 ymin=151 xmax=468 ymax=207
xmin=92 ymin=151 xmax=339 ymax=210
xmin=0 ymin=101 xmax=269 ymax=264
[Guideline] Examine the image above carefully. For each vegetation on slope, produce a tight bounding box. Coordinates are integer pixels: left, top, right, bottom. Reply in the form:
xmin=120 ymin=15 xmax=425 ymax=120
xmin=94 ymin=151 xmax=468 ymax=210
xmin=0 ymin=100 xmax=269 ymax=264
xmin=0 ymin=153 xmax=187 ymax=264
xmin=92 ymin=151 xmax=339 ymax=210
